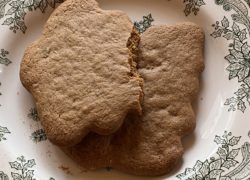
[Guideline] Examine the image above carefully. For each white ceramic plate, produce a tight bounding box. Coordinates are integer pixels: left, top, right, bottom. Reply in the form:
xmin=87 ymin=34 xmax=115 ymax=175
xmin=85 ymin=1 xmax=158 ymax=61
xmin=1 ymin=0 xmax=250 ymax=179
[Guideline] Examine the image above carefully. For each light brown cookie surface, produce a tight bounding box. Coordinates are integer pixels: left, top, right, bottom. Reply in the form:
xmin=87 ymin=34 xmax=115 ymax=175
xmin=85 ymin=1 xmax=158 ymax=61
xmin=64 ymin=23 xmax=204 ymax=176
xmin=20 ymin=0 xmax=142 ymax=146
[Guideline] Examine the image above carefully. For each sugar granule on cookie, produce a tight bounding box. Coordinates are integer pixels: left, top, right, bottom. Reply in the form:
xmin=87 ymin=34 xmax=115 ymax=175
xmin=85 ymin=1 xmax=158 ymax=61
xmin=20 ymin=0 xmax=143 ymax=147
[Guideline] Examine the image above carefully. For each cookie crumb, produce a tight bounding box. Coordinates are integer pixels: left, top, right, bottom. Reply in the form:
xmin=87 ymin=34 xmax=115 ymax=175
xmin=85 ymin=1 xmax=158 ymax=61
xmin=46 ymin=150 xmax=52 ymax=157
xmin=58 ymin=165 xmax=73 ymax=175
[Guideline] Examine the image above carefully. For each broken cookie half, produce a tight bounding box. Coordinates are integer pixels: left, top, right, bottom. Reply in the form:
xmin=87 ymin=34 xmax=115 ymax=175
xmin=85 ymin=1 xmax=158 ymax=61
xmin=20 ymin=0 xmax=143 ymax=147
xmin=64 ymin=23 xmax=205 ymax=176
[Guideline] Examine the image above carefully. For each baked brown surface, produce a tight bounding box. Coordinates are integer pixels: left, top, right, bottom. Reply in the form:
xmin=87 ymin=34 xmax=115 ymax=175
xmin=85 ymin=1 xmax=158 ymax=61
xmin=64 ymin=23 xmax=205 ymax=176
xmin=20 ymin=0 xmax=143 ymax=147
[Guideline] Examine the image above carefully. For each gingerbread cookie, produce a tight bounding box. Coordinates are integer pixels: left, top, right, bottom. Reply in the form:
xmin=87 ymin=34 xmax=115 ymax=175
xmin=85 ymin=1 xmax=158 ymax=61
xmin=20 ymin=0 xmax=143 ymax=146
xmin=64 ymin=23 xmax=204 ymax=176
